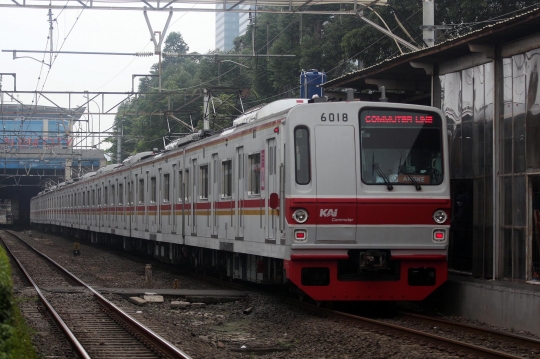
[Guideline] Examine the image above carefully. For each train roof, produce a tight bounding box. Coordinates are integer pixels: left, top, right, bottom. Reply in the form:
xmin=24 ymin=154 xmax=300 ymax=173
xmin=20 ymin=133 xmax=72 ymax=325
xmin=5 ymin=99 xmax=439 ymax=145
xmin=96 ymin=163 xmax=122 ymax=175
xmin=232 ymin=99 xmax=307 ymax=126
xmin=80 ymin=171 xmax=97 ymax=179
xmin=122 ymin=151 xmax=156 ymax=166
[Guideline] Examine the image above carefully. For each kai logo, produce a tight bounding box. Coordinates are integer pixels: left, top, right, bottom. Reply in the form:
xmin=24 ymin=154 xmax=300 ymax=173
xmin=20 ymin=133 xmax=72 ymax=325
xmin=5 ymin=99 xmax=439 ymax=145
xmin=320 ymin=209 xmax=338 ymax=217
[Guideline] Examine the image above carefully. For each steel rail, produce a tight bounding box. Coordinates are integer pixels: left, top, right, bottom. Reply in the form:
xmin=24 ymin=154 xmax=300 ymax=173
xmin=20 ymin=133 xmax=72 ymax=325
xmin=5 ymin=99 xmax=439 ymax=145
xmin=322 ymin=309 xmax=524 ymax=359
xmin=181 ymin=269 xmax=526 ymax=359
xmin=4 ymin=230 xmax=193 ymax=359
xmin=400 ymin=312 xmax=540 ymax=350
xmin=0 ymin=232 xmax=91 ymax=359
xmin=41 ymin=239 xmax=526 ymax=359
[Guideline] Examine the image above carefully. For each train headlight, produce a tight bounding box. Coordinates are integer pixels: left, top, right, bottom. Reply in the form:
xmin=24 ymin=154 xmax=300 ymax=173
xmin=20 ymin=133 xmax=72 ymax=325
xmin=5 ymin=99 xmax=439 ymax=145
xmin=433 ymin=210 xmax=448 ymax=224
xmin=292 ymin=209 xmax=309 ymax=224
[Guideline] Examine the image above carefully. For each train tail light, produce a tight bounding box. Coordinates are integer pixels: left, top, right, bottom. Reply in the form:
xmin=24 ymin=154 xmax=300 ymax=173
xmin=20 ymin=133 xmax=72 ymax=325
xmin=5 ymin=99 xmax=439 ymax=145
xmin=294 ymin=229 xmax=307 ymax=242
xmin=433 ymin=230 xmax=446 ymax=243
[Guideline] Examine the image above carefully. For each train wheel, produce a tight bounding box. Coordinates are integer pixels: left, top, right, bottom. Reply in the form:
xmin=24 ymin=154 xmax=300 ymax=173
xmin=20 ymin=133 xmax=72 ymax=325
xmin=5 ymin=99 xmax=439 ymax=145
xmin=298 ymin=291 xmax=305 ymax=302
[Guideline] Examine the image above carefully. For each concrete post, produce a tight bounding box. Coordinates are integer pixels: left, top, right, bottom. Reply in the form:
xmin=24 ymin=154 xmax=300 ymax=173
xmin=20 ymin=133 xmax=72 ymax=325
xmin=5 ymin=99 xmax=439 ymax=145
xmin=423 ymin=0 xmax=435 ymax=47
xmin=145 ymin=264 xmax=153 ymax=288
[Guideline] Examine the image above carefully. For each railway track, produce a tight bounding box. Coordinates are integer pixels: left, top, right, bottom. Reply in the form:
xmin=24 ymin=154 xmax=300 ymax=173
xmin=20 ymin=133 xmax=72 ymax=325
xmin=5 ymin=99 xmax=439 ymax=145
xmin=392 ymin=312 xmax=540 ymax=358
xmin=15 ymin=229 xmax=539 ymax=359
xmin=321 ymin=308 xmax=539 ymax=359
xmin=184 ymin=264 xmax=540 ymax=359
xmin=0 ymin=230 xmax=191 ymax=359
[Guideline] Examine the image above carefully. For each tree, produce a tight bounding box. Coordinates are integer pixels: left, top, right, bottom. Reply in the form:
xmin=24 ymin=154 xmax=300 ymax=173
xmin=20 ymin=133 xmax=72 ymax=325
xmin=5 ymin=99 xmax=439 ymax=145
xmin=106 ymin=2 xmax=538 ymax=160
xmin=163 ymin=32 xmax=189 ymax=54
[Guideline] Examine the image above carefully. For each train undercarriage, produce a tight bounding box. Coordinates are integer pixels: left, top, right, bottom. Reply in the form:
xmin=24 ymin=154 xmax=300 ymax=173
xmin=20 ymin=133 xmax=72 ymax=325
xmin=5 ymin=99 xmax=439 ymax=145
xmin=33 ymin=223 xmax=447 ymax=302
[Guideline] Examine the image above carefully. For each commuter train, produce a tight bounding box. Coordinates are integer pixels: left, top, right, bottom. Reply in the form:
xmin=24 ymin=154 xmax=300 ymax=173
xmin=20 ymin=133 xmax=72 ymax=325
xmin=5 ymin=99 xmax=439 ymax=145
xmin=30 ymin=98 xmax=451 ymax=302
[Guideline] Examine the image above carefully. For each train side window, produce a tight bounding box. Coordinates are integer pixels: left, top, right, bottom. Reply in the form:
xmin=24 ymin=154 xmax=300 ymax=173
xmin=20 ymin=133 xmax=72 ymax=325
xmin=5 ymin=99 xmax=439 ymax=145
xmin=200 ymin=165 xmax=209 ymax=200
xmin=185 ymin=169 xmax=190 ymax=202
xmin=269 ymin=145 xmax=274 ymax=176
xmin=178 ymin=171 xmax=183 ymax=202
xmin=111 ymin=185 xmax=115 ymax=206
xmin=150 ymin=177 xmax=157 ymax=203
xmin=151 ymin=177 xmax=157 ymax=203
xmin=213 ymin=156 xmax=218 ymax=184
xmin=163 ymin=174 xmax=170 ymax=202
xmin=294 ymin=127 xmax=311 ymax=185
xmin=118 ymin=183 xmax=123 ymax=205
xmin=130 ymin=181 xmax=134 ymax=204
xmin=222 ymin=160 xmax=232 ymax=198
xmin=248 ymin=153 xmax=261 ymax=195
xmin=139 ymin=179 xmax=144 ymax=204
xmin=238 ymin=152 xmax=243 ymax=179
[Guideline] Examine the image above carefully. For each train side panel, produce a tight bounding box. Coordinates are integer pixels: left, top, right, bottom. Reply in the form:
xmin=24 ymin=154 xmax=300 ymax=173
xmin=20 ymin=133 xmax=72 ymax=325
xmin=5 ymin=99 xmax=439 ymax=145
xmin=30 ymin=99 xmax=450 ymax=301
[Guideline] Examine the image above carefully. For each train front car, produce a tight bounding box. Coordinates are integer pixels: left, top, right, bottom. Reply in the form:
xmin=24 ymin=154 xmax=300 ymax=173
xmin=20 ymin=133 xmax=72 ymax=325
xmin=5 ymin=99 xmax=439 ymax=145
xmin=283 ymin=101 xmax=450 ymax=301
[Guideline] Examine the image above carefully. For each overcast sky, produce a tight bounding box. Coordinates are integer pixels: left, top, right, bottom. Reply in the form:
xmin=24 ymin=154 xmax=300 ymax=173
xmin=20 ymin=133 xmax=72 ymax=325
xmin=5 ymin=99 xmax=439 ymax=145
xmin=0 ymin=6 xmax=215 ymax=149
xmin=1 ymin=7 xmax=215 ymax=93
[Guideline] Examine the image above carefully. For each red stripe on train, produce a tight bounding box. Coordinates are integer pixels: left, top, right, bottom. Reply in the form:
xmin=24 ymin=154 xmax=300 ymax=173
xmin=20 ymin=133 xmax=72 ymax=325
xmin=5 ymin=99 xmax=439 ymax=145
xmin=286 ymin=197 xmax=451 ymax=225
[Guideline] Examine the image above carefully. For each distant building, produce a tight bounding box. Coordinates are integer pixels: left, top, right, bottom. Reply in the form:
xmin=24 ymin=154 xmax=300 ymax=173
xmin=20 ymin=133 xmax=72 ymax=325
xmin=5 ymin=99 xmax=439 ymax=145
xmin=0 ymin=103 xmax=105 ymax=177
xmin=215 ymin=4 xmax=250 ymax=52
xmin=0 ymin=103 xmax=106 ymax=224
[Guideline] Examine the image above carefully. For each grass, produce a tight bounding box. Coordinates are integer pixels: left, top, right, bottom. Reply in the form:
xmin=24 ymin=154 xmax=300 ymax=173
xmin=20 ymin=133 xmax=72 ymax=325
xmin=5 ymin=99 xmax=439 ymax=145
xmin=0 ymin=245 xmax=38 ymax=359
xmin=2 ymin=301 xmax=38 ymax=359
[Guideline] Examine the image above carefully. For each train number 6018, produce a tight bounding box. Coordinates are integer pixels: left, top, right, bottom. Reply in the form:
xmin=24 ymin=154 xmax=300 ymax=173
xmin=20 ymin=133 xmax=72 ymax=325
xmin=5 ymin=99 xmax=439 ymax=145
xmin=321 ymin=113 xmax=348 ymax=122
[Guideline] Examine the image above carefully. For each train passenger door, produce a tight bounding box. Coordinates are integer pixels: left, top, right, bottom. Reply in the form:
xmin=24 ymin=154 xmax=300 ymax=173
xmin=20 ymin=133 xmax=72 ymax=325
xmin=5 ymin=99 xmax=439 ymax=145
xmin=124 ymin=177 xmax=129 ymax=230
xmin=314 ymin=125 xmax=357 ymax=242
xmin=266 ymin=138 xmax=277 ymax=241
xmin=236 ymin=146 xmax=244 ymax=238
xmin=172 ymin=165 xmax=177 ymax=234
xmin=191 ymin=159 xmax=197 ymax=235
xmin=145 ymin=171 xmax=150 ymax=232
xmin=133 ymin=175 xmax=139 ymax=231
xmin=212 ymin=153 xmax=219 ymax=237
xmin=158 ymin=168 xmax=162 ymax=233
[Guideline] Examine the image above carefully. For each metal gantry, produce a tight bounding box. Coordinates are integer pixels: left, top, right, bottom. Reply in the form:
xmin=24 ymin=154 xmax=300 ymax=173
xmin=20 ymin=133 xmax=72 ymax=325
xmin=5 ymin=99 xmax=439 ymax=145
xmin=0 ymin=0 xmax=387 ymax=14
xmin=0 ymin=0 xmax=401 ymax=190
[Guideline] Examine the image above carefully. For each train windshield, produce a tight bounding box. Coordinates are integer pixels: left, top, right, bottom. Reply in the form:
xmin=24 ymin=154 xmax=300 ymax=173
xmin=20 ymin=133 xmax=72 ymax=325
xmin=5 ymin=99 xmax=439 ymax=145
xmin=359 ymin=108 xmax=443 ymax=186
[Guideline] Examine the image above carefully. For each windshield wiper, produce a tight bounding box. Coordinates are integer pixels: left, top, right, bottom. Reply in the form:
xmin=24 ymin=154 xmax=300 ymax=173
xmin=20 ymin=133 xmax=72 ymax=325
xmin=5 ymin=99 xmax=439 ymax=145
xmin=399 ymin=164 xmax=422 ymax=191
xmin=372 ymin=163 xmax=393 ymax=191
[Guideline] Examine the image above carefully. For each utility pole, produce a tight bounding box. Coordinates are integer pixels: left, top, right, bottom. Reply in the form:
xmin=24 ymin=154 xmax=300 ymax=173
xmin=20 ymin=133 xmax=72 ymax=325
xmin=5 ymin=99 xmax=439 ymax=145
xmin=144 ymin=10 xmax=173 ymax=93
xmin=48 ymin=9 xmax=54 ymax=65
xmin=422 ymin=0 xmax=435 ymax=47
xmin=203 ymin=89 xmax=209 ymax=130
xmin=117 ymin=118 xmax=122 ymax=163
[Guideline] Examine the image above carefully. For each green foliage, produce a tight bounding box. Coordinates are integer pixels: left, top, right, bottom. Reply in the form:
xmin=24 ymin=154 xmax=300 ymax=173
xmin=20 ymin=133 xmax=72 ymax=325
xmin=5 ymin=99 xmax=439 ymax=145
xmin=0 ymin=249 xmax=13 ymax=329
xmin=106 ymin=2 xmax=537 ymax=161
xmin=0 ymin=247 xmax=38 ymax=359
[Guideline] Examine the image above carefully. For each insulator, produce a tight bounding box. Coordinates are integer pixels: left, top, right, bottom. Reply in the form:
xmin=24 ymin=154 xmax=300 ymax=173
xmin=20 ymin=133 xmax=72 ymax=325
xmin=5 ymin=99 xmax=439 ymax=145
xmin=135 ymin=52 xmax=153 ymax=57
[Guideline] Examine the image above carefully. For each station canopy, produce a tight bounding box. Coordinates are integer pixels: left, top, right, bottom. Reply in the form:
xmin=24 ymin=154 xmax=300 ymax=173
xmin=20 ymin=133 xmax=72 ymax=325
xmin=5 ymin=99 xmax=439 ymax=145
xmin=0 ymin=0 xmax=387 ymax=13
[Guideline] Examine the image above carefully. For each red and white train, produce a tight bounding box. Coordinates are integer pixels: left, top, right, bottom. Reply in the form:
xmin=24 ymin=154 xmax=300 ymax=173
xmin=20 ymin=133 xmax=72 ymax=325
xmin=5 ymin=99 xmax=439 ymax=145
xmin=31 ymin=98 xmax=450 ymax=302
